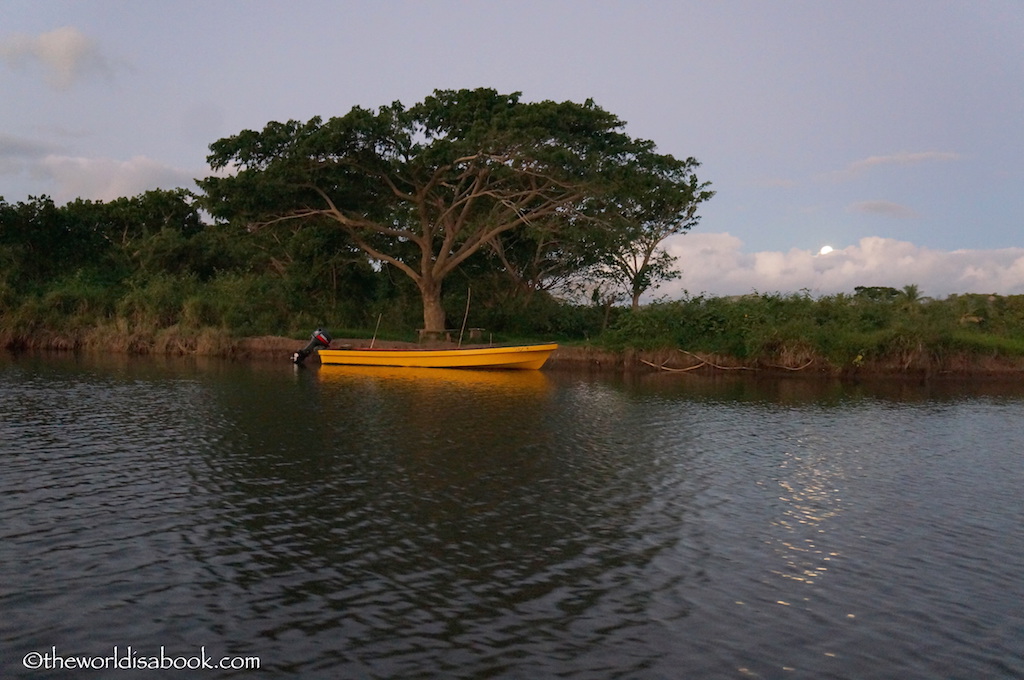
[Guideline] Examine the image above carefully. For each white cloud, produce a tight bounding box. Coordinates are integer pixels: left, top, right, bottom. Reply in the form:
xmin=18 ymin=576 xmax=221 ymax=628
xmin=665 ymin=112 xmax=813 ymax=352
xmin=661 ymin=232 xmax=1024 ymax=299
xmin=848 ymin=200 xmax=920 ymax=219
xmin=826 ymin=150 xmax=961 ymax=182
xmin=0 ymin=134 xmax=59 ymax=179
xmin=0 ymin=133 xmax=57 ymax=159
xmin=38 ymin=155 xmax=199 ymax=202
xmin=753 ymin=176 xmax=799 ymax=189
xmin=844 ymin=151 xmax=961 ymax=174
xmin=2 ymin=138 xmax=212 ymax=202
xmin=0 ymin=26 xmax=110 ymax=89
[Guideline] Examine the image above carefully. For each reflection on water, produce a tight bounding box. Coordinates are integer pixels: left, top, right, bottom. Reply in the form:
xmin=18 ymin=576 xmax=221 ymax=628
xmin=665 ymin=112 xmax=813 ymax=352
xmin=2 ymin=354 xmax=1024 ymax=679
xmin=771 ymin=440 xmax=845 ymax=587
xmin=318 ymin=364 xmax=552 ymax=391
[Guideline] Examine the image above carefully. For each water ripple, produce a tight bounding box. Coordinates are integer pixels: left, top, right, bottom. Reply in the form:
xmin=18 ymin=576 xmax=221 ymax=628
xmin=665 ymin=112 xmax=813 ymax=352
xmin=3 ymin=359 xmax=1024 ymax=678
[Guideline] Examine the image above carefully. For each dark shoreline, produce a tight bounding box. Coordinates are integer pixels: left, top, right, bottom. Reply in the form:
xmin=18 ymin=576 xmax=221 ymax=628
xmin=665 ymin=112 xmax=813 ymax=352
xmin=5 ymin=332 xmax=1024 ymax=379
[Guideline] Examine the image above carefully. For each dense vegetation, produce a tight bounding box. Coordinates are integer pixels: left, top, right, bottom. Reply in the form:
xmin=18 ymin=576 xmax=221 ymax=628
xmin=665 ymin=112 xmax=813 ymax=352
xmin=2 ymin=88 xmax=1022 ymax=372
xmin=3 ymin=191 xmax=1024 ymax=373
xmin=601 ymin=288 xmax=1024 ymax=372
xmin=0 ymin=190 xmax=607 ymax=351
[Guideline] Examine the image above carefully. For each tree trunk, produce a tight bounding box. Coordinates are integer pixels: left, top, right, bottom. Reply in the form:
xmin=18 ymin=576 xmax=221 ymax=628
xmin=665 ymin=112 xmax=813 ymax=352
xmin=631 ymin=290 xmax=642 ymax=311
xmin=630 ymin=262 xmax=648 ymax=311
xmin=419 ymin=279 xmax=446 ymax=334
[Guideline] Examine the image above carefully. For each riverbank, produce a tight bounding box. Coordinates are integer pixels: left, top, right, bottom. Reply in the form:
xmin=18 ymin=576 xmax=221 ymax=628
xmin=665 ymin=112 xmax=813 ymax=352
xmin=550 ymin=344 xmax=1024 ymax=378
xmin=5 ymin=328 xmax=1024 ymax=378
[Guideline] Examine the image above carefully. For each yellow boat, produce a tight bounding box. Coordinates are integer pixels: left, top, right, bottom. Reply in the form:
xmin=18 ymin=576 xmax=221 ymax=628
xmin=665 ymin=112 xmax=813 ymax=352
xmin=316 ymin=343 xmax=558 ymax=370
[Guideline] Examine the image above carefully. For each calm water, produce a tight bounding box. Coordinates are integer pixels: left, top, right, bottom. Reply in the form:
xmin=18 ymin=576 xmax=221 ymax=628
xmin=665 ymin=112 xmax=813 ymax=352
xmin=2 ymin=353 xmax=1024 ymax=679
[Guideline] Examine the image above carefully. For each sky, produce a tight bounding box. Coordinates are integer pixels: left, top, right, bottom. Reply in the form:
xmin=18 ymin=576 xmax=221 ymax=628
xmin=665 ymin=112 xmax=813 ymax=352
xmin=2 ymin=0 xmax=1023 ymax=299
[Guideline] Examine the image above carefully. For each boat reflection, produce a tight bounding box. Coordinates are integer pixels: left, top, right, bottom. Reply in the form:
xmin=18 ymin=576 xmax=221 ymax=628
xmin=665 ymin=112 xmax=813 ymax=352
xmin=315 ymin=363 xmax=552 ymax=393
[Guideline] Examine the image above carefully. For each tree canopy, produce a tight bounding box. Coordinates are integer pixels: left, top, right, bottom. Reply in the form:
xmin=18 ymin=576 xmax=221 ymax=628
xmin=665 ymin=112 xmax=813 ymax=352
xmin=200 ymin=88 xmax=712 ymax=332
xmin=584 ymin=151 xmax=714 ymax=309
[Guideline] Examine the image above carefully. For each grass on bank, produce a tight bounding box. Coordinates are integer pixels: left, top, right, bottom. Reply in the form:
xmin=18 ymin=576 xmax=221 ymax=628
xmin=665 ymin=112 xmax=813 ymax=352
xmin=4 ymin=279 xmax=1024 ymax=372
xmin=596 ymin=291 xmax=1024 ymax=371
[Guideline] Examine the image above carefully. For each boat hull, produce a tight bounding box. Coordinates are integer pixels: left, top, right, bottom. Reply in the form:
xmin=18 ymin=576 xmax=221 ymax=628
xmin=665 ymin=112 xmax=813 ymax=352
xmin=316 ymin=343 xmax=557 ymax=370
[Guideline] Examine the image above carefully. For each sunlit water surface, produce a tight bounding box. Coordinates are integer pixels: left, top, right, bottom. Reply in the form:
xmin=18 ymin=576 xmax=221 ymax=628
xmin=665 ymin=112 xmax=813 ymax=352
xmin=2 ymin=354 xmax=1023 ymax=679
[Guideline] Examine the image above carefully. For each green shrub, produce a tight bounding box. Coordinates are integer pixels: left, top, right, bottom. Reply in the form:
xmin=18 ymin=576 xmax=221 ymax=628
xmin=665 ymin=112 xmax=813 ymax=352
xmin=117 ymin=273 xmax=198 ymax=327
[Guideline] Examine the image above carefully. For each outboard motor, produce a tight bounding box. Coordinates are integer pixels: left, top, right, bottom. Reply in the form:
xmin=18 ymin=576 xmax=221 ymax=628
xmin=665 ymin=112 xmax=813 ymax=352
xmin=292 ymin=328 xmax=332 ymax=364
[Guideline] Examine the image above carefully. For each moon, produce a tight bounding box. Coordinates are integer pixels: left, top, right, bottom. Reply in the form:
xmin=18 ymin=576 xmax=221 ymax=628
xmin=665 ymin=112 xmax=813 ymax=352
xmin=818 ymin=245 xmax=834 ymax=255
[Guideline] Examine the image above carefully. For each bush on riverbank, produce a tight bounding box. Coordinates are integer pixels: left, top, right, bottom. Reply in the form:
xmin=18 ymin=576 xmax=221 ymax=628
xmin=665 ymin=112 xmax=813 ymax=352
xmin=598 ymin=290 xmax=1024 ymax=373
xmin=6 ymin=282 xmax=1024 ymax=375
xmin=4 ymin=194 xmax=1024 ymax=372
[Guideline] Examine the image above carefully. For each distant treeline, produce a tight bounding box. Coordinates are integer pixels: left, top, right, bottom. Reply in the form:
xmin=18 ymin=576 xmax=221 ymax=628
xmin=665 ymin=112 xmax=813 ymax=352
xmin=3 ymin=191 xmax=1024 ymax=370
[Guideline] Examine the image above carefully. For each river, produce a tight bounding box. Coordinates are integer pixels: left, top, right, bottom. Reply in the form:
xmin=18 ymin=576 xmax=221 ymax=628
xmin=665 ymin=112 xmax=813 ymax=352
xmin=2 ymin=352 xmax=1023 ymax=679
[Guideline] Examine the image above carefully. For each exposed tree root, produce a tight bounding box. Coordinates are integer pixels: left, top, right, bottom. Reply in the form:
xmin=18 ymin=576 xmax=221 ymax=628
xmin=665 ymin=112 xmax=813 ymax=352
xmin=765 ymin=358 xmax=815 ymax=371
xmin=640 ymin=358 xmax=707 ymax=372
xmin=678 ymin=349 xmax=755 ymax=371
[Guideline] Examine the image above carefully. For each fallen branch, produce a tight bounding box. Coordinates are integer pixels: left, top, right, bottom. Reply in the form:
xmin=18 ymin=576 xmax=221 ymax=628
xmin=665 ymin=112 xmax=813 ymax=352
xmin=641 ymin=358 xmax=707 ymax=373
xmin=679 ymin=349 xmax=755 ymax=371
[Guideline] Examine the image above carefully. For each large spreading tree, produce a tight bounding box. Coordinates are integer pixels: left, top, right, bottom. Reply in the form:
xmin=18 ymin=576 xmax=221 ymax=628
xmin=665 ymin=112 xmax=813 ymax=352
xmin=200 ymin=88 xmax=711 ymax=333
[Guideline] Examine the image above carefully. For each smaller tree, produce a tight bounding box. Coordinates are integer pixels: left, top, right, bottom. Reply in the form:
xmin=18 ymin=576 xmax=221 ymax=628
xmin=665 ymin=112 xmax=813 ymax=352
xmin=0 ymin=195 xmax=113 ymax=288
xmin=64 ymin=189 xmax=203 ymax=277
xmin=582 ymin=154 xmax=714 ymax=310
xmin=854 ymin=286 xmax=901 ymax=302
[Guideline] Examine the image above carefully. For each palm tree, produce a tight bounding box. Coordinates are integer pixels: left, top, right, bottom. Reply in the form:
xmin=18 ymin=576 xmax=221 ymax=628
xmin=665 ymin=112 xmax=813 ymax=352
xmin=898 ymin=284 xmax=930 ymax=313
